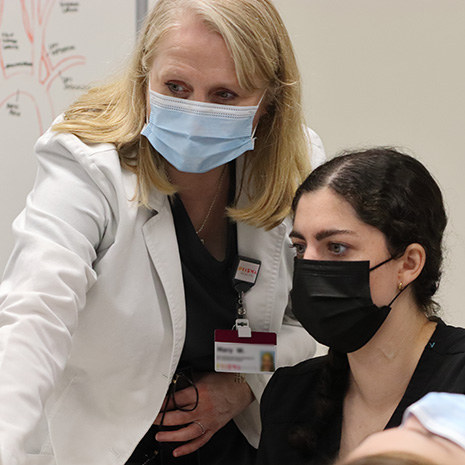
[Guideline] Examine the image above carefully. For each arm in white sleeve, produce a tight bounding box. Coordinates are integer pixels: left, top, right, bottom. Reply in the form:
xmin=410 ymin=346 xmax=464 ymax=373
xmin=0 ymin=130 xmax=112 ymax=461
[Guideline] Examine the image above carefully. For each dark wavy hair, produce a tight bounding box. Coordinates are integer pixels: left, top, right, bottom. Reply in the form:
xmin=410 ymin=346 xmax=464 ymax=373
xmin=288 ymin=148 xmax=447 ymax=463
xmin=293 ymin=147 xmax=447 ymax=315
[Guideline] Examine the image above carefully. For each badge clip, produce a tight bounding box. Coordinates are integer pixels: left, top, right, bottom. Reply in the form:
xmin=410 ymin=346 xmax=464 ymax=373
xmin=235 ymin=318 xmax=252 ymax=338
xmin=233 ymin=256 xmax=261 ymax=322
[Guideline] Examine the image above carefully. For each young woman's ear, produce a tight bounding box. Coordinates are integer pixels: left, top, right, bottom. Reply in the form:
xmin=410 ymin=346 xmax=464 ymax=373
xmin=397 ymin=243 xmax=426 ymax=287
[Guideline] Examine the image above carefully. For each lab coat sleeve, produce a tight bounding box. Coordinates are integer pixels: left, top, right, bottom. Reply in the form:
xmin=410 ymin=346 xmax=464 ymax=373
xmin=0 ymin=129 xmax=112 ymax=462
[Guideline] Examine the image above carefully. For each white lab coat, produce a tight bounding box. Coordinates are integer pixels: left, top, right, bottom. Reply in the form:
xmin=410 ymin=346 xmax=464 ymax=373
xmin=0 ymin=124 xmax=325 ymax=465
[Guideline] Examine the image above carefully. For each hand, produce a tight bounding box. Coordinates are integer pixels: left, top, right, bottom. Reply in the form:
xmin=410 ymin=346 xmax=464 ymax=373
xmin=153 ymin=372 xmax=254 ymax=457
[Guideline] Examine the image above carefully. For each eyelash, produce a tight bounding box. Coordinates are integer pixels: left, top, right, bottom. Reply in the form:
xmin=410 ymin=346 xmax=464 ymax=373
xmin=328 ymin=243 xmax=348 ymax=255
xmin=289 ymin=242 xmax=349 ymax=258
xmin=215 ymin=90 xmax=237 ymax=101
xmin=165 ymin=82 xmax=187 ymax=95
xmin=290 ymin=242 xmax=305 ymax=257
xmin=164 ymin=82 xmax=238 ymax=101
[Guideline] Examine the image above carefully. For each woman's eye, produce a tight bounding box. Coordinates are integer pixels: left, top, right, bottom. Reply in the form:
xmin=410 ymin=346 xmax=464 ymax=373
xmin=328 ymin=243 xmax=348 ymax=255
xmin=214 ymin=89 xmax=237 ymax=102
xmin=290 ymin=242 xmax=306 ymax=257
xmin=165 ymin=82 xmax=188 ymax=96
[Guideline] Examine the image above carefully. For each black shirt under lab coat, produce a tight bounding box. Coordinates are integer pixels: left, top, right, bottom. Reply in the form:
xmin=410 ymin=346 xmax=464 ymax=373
xmin=126 ymin=178 xmax=256 ymax=465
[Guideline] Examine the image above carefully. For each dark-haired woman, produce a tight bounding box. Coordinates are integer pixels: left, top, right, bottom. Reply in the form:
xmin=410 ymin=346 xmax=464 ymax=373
xmin=256 ymin=148 xmax=465 ymax=465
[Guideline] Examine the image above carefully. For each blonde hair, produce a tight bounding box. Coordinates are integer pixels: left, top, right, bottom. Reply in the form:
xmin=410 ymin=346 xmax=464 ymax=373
xmin=53 ymin=0 xmax=311 ymax=229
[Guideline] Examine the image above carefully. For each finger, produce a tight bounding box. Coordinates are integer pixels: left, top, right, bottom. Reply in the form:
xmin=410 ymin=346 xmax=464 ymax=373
xmin=155 ymin=422 xmax=208 ymax=444
xmin=153 ymin=409 xmax=195 ymax=427
xmin=172 ymin=433 xmax=211 ymax=457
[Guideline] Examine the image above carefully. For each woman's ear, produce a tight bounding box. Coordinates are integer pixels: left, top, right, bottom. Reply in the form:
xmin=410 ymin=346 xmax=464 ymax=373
xmin=397 ymin=243 xmax=426 ymax=287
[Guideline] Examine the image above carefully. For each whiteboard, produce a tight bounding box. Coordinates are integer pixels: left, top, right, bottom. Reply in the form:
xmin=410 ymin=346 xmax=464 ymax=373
xmin=0 ymin=0 xmax=145 ymax=269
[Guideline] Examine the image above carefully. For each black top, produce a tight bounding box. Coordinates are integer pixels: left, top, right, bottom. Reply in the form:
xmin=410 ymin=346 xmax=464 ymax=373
xmin=257 ymin=320 xmax=465 ymax=465
xmin=172 ymin=192 xmax=238 ymax=371
xmin=127 ymin=168 xmax=256 ymax=465
xmin=168 ymin=186 xmax=256 ymax=465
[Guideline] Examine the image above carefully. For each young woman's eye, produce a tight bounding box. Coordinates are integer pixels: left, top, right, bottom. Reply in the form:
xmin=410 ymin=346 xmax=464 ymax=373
xmin=328 ymin=243 xmax=348 ymax=255
xmin=290 ymin=242 xmax=306 ymax=258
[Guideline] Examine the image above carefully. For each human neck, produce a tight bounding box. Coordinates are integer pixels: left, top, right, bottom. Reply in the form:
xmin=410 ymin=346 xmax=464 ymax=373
xmin=168 ymin=164 xmax=231 ymax=260
xmin=167 ymin=165 xmax=229 ymax=197
xmin=346 ymin=299 xmax=437 ymax=410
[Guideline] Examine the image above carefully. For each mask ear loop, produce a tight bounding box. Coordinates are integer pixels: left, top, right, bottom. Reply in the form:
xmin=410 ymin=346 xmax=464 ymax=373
xmin=388 ymin=282 xmax=409 ymax=307
xmin=369 ymin=256 xmax=410 ymax=307
xmin=252 ymin=90 xmax=267 ymax=138
xmin=369 ymin=256 xmax=393 ymax=272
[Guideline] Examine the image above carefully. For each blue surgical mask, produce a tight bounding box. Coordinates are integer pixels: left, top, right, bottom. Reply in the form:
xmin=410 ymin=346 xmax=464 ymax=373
xmin=403 ymin=392 xmax=465 ymax=449
xmin=141 ymin=89 xmax=261 ymax=173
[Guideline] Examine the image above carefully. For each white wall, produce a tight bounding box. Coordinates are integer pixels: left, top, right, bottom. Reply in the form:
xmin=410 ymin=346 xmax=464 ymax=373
xmin=273 ymin=0 xmax=465 ymax=327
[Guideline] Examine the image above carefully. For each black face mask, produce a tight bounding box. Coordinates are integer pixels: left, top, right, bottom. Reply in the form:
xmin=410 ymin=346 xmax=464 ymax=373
xmin=290 ymin=258 xmax=403 ymax=353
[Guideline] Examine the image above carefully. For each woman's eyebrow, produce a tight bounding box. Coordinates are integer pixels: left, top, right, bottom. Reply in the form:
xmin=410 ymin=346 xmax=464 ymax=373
xmin=289 ymin=230 xmax=305 ymax=240
xmin=315 ymin=229 xmax=356 ymax=241
xmin=289 ymin=229 xmax=357 ymax=241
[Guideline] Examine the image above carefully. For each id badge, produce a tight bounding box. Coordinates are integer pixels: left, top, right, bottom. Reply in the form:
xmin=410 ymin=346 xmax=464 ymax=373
xmin=214 ymin=329 xmax=277 ymax=374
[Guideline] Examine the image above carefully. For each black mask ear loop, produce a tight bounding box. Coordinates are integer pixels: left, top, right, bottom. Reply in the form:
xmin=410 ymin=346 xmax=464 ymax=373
xmin=369 ymin=256 xmax=393 ymax=272
xmin=369 ymin=256 xmax=409 ymax=307
xmin=370 ymin=257 xmax=410 ymax=307
xmin=388 ymin=282 xmax=409 ymax=307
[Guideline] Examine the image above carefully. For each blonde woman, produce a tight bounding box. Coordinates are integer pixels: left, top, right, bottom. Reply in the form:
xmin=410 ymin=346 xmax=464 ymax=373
xmin=0 ymin=0 xmax=324 ymax=464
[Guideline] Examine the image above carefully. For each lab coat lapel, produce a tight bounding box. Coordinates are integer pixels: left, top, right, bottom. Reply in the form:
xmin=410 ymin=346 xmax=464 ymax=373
xmin=237 ymin=220 xmax=287 ymax=332
xmin=142 ymin=191 xmax=186 ymax=374
xmin=234 ymin=156 xmax=288 ymax=332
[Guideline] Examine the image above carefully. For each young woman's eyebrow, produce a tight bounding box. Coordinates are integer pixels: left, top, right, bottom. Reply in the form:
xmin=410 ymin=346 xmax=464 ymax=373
xmin=289 ymin=230 xmax=305 ymax=240
xmin=315 ymin=229 xmax=356 ymax=241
